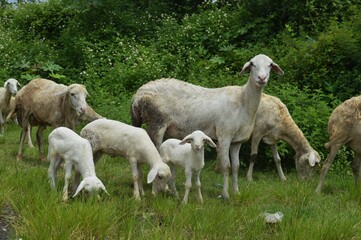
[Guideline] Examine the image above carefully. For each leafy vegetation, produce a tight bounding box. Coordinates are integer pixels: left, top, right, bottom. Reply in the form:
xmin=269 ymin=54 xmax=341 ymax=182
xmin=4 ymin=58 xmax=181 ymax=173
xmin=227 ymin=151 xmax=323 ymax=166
xmin=0 ymin=0 xmax=361 ymax=238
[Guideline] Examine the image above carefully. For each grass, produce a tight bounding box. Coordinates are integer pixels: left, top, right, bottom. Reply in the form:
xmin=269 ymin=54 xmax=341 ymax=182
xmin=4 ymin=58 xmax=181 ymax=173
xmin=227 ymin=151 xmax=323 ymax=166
xmin=1 ymin=123 xmax=361 ymax=240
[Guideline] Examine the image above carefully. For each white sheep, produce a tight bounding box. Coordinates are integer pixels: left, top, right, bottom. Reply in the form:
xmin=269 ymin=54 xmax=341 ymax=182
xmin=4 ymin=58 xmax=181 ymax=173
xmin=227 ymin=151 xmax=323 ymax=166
xmin=246 ymin=93 xmax=321 ymax=181
xmin=131 ymin=54 xmax=284 ymax=199
xmin=160 ymin=130 xmax=217 ymax=204
xmin=80 ymin=118 xmax=171 ymax=200
xmin=8 ymin=78 xmax=99 ymax=161
xmin=316 ymin=95 xmax=361 ymax=193
xmin=0 ymin=78 xmax=20 ymax=135
xmin=47 ymin=127 xmax=108 ymax=201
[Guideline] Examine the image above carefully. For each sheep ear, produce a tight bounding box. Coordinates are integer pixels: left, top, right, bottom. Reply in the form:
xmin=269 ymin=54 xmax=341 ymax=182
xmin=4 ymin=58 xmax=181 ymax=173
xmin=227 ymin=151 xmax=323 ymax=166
xmin=308 ymin=152 xmax=318 ymax=167
xmin=147 ymin=167 xmax=158 ymax=184
xmin=73 ymin=180 xmax=85 ymax=198
xmin=204 ymin=136 xmax=217 ymax=148
xmin=240 ymin=61 xmax=252 ymax=75
xmin=271 ymin=62 xmax=284 ymax=75
xmin=180 ymin=134 xmax=192 ymax=145
xmin=53 ymin=89 xmax=67 ymax=97
xmin=3 ymin=81 xmax=8 ymax=88
xmin=17 ymin=82 xmax=22 ymax=88
xmin=101 ymin=184 xmax=110 ymax=196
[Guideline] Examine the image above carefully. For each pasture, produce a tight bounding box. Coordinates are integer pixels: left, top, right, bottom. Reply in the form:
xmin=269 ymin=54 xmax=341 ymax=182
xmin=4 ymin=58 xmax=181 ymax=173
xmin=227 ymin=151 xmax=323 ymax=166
xmin=0 ymin=123 xmax=361 ymax=239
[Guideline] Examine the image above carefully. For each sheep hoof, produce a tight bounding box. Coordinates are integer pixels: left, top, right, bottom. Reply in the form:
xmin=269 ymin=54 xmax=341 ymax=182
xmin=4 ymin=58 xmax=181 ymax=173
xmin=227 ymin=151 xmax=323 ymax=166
xmin=39 ymin=154 xmax=46 ymax=162
xmin=16 ymin=154 xmax=22 ymax=161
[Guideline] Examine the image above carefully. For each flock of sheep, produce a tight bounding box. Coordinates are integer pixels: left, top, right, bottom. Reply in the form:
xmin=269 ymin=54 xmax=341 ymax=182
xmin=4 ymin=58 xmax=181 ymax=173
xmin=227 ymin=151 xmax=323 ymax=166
xmin=0 ymin=54 xmax=359 ymax=203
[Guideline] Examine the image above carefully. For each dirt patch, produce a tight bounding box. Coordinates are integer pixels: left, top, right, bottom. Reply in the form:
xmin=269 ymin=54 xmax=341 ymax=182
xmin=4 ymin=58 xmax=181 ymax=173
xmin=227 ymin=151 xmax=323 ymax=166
xmin=0 ymin=204 xmax=16 ymax=240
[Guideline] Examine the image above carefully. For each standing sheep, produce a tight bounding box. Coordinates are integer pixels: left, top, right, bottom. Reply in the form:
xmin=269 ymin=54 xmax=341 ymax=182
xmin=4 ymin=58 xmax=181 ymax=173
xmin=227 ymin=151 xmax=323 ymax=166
xmin=48 ymin=127 xmax=108 ymax=201
xmin=246 ymin=93 xmax=320 ymax=181
xmin=160 ymin=130 xmax=217 ymax=204
xmin=316 ymin=96 xmax=361 ymax=193
xmin=80 ymin=119 xmax=171 ymax=200
xmin=0 ymin=78 xmax=20 ymax=135
xmin=131 ymin=54 xmax=284 ymax=199
xmin=9 ymin=78 xmax=98 ymax=161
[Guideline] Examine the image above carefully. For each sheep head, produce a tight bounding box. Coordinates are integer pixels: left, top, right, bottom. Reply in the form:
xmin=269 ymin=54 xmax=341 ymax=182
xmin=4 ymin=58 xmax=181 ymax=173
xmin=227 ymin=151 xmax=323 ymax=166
xmin=66 ymin=84 xmax=88 ymax=116
xmin=240 ymin=54 xmax=284 ymax=88
xmin=180 ymin=130 xmax=217 ymax=151
xmin=148 ymin=163 xmax=171 ymax=195
xmin=295 ymin=149 xmax=321 ymax=180
xmin=72 ymin=176 xmax=108 ymax=198
xmin=4 ymin=78 xmax=20 ymax=95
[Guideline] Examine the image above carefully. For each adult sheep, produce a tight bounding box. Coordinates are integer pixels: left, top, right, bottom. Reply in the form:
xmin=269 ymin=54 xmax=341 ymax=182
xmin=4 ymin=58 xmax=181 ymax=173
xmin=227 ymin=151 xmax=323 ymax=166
xmin=131 ymin=54 xmax=284 ymax=199
xmin=0 ymin=78 xmax=20 ymax=135
xmin=246 ymin=93 xmax=320 ymax=181
xmin=11 ymin=78 xmax=95 ymax=161
xmin=316 ymin=95 xmax=361 ymax=193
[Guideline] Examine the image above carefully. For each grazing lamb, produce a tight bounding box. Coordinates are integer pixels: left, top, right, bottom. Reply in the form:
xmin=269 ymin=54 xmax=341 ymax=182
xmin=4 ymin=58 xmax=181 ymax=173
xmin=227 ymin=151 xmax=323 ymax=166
xmin=47 ymin=127 xmax=108 ymax=201
xmin=80 ymin=119 xmax=171 ymax=200
xmin=246 ymin=93 xmax=321 ymax=181
xmin=0 ymin=78 xmax=20 ymax=135
xmin=9 ymin=78 xmax=97 ymax=161
xmin=131 ymin=54 xmax=284 ymax=199
xmin=160 ymin=130 xmax=217 ymax=204
xmin=316 ymin=96 xmax=361 ymax=193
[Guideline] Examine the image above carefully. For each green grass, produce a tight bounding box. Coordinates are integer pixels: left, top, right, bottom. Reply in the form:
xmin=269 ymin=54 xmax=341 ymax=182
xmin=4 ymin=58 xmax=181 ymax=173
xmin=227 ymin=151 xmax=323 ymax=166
xmin=1 ymin=124 xmax=361 ymax=240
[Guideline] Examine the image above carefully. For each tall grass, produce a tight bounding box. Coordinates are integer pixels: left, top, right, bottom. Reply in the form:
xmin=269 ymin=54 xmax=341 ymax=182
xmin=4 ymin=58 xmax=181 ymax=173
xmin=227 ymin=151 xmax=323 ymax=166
xmin=1 ymin=123 xmax=361 ymax=240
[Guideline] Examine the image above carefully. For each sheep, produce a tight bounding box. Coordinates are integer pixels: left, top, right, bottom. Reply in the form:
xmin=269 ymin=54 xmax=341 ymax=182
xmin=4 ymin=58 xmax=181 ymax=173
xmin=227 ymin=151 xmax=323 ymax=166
xmin=316 ymin=95 xmax=361 ymax=193
xmin=160 ymin=130 xmax=217 ymax=204
xmin=80 ymin=118 xmax=171 ymax=200
xmin=0 ymin=78 xmax=20 ymax=135
xmin=8 ymin=78 xmax=98 ymax=161
xmin=246 ymin=93 xmax=321 ymax=181
xmin=47 ymin=127 xmax=108 ymax=201
xmin=131 ymin=54 xmax=284 ymax=199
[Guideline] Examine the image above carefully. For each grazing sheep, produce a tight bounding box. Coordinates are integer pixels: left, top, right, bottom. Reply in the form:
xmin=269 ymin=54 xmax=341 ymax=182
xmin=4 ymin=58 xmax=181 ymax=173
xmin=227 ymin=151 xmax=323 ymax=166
xmin=80 ymin=119 xmax=171 ymax=200
xmin=47 ymin=127 xmax=108 ymax=201
xmin=316 ymin=96 xmax=361 ymax=193
xmin=9 ymin=78 xmax=96 ymax=161
xmin=0 ymin=78 xmax=20 ymax=135
xmin=131 ymin=54 xmax=284 ymax=199
xmin=160 ymin=130 xmax=217 ymax=204
xmin=246 ymin=93 xmax=321 ymax=181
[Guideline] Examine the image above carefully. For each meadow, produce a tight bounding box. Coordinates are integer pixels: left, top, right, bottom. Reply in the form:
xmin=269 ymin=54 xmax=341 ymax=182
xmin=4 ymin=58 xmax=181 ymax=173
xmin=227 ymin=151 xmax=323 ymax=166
xmin=1 ymin=123 xmax=361 ymax=240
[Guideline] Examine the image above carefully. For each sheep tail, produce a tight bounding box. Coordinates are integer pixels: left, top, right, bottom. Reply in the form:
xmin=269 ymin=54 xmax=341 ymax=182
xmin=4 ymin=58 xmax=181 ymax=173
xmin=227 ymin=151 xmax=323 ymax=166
xmin=130 ymin=97 xmax=142 ymax=127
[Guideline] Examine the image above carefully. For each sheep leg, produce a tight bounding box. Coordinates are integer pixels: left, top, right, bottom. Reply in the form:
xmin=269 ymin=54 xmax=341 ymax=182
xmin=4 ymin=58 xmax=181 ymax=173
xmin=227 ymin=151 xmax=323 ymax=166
xmin=48 ymin=154 xmax=60 ymax=189
xmin=73 ymin=172 xmax=81 ymax=194
xmin=26 ymin=124 xmax=34 ymax=148
xmin=137 ymin=162 xmax=144 ymax=197
xmin=36 ymin=125 xmax=46 ymax=161
xmin=182 ymin=168 xmax=192 ymax=204
xmin=194 ymin=170 xmax=203 ymax=203
xmin=147 ymin=125 xmax=167 ymax=150
xmin=352 ymin=153 xmax=361 ymax=185
xmin=217 ymin=139 xmax=232 ymax=199
xmin=168 ymin=165 xmax=179 ymax=198
xmin=0 ymin=112 xmax=4 ymax=135
xmin=93 ymin=151 xmax=103 ymax=164
xmin=316 ymin=143 xmax=342 ymax=193
xmin=62 ymin=163 xmax=73 ymax=201
xmin=129 ymin=160 xmax=141 ymax=200
xmin=271 ymin=144 xmax=286 ymax=181
xmin=246 ymin=134 xmax=263 ymax=181
xmin=230 ymin=142 xmax=242 ymax=194
xmin=17 ymin=124 xmax=29 ymax=161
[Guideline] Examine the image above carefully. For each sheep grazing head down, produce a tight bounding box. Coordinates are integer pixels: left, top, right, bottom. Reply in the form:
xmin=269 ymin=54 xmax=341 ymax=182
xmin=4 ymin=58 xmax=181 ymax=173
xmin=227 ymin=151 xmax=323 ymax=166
xmin=295 ymin=149 xmax=321 ymax=180
xmin=240 ymin=54 xmax=284 ymax=88
xmin=148 ymin=163 xmax=171 ymax=194
xmin=73 ymin=176 xmax=108 ymax=198
xmin=4 ymin=78 xmax=20 ymax=95
xmin=66 ymin=84 xmax=88 ymax=116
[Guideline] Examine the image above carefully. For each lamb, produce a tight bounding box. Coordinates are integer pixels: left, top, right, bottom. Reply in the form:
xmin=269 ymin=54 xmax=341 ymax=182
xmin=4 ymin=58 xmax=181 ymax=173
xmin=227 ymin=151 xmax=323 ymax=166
xmin=47 ymin=127 xmax=108 ymax=201
xmin=8 ymin=78 xmax=98 ymax=161
xmin=316 ymin=95 xmax=361 ymax=193
xmin=159 ymin=130 xmax=217 ymax=204
xmin=246 ymin=93 xmax=321 ymax=181
xmin=0 ymin=78 xmax=20 ymax=135
xmin=131 ymin=54 xmax=284 ymax=199
xmin=80 ymin=118 xmax=171 ymax=200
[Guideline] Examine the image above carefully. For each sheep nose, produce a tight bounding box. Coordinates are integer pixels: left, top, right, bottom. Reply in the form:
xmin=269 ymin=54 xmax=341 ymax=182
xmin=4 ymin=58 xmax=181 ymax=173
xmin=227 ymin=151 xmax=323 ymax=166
xmin=80 ymin=107 xmax=86 ymax=114
xmin=258 ymin=75 xmax=267 ymax=82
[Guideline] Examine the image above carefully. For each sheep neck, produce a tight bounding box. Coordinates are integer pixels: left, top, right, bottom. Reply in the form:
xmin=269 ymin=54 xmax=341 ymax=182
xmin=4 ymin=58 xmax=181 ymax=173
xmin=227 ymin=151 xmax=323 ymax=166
xmin=4 ymin=89 xmax=12 ymax=105
xmin=77 ymin=158 xmax=96 ymax=178
xmin=242 ymin=77 xmax=263 ymax=117
xmin=278 ymin=120 xmax=311 ymax=155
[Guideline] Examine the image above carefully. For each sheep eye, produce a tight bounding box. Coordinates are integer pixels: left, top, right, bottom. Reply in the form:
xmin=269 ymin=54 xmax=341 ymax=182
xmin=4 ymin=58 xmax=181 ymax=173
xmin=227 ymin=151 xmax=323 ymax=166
xmin=157 ymin=175 xmax=163 ymax=180
xmin=70 ymin=93 xmax=76 ymax=97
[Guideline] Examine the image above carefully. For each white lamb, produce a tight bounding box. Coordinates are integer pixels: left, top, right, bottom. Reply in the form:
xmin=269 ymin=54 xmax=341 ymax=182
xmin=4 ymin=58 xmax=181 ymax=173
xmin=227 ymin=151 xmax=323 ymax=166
xmin=47 ymin=127 xmax=108 ymax=201
xmin=131 ymin=54 xmax=284 ymax=199
xmin=0 ymin=78 xmax=20 ymax=135
xmin=80 ymin=119 xmax=171 ymax=200
xmin=160 ymin=130 xmax=217 ymax=204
